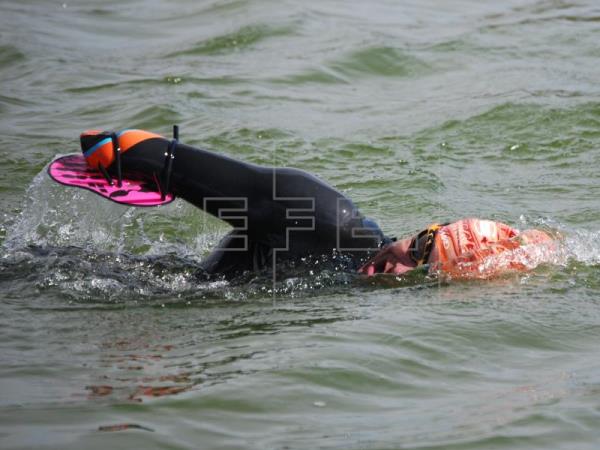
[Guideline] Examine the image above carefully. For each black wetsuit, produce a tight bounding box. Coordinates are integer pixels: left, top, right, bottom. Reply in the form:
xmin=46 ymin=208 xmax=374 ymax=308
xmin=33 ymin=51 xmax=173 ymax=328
xmin=84 ymin=133 xmax=389 ymax=278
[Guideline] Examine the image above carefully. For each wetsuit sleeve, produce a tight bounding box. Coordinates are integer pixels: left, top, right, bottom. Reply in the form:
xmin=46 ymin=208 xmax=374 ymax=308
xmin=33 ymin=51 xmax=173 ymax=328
xmin=120 ymin=138 xmax=385 ymax=269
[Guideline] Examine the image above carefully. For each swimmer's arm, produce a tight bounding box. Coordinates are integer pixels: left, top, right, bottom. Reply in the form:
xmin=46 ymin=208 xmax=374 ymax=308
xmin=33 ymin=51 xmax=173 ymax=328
xmin=358 ymin=238 xmax=415 ymax=276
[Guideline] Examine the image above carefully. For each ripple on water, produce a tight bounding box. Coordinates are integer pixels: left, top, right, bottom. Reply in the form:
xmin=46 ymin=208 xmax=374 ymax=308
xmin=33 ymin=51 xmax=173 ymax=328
xmin=410 ymin=102 xmax=600 ymax=162
xmin=121 ymin=105 xmax=182 ymax=131
xmin=0 ymin=45 xmax=25 ymax=69
xmin=167 ymin=24 xmax=296 ymax=57
xmin=272 ymin=46 xmax=433 ymax=85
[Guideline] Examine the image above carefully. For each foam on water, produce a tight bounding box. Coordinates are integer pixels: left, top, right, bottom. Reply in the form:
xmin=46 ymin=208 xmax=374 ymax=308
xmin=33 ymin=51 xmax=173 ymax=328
xmin=3 ymin=163 xmax=219 ymax=256
xmin=520 ymin=215 xmax=600 ymax=266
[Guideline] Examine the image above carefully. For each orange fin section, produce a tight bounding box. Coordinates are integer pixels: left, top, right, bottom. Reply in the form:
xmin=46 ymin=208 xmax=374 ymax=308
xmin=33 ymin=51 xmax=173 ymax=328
xmin=83 ymin=129 xmax=164 ymax=169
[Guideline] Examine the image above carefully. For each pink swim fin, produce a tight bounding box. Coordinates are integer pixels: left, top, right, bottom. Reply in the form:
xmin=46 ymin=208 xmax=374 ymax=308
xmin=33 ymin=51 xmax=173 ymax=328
xmin=47 ymin=154 xmax=175 ymax=207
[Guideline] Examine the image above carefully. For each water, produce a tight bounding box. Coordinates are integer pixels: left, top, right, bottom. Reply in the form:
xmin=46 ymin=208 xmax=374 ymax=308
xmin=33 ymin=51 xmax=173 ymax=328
xmin=1 ymin=0 xmax=600 ymax=448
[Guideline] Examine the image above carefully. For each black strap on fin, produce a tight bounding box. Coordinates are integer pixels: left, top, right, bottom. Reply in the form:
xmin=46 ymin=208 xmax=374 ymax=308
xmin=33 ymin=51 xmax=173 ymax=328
xmin=111 ymin=132 xmax=122 ymax=187
xmin=160 ymin=125 xmax=178 ymax=200
xmin=98 ymin=163 xmax=113 ymax=186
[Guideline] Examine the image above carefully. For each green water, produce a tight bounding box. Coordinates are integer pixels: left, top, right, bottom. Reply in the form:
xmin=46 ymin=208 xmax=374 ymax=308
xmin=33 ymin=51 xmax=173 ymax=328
xmin=1 ymin=1 xmax=600 ymax=448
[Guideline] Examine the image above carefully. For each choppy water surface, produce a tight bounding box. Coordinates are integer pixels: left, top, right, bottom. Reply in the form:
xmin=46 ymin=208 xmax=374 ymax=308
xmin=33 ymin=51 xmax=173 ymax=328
xmin=1 ymin=0 xmax=600 ymax=448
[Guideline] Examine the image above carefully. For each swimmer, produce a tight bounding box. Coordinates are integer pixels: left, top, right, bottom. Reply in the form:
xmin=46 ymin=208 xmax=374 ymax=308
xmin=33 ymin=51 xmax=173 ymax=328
xmin=48 ymin=127 xmax=555 ymax=280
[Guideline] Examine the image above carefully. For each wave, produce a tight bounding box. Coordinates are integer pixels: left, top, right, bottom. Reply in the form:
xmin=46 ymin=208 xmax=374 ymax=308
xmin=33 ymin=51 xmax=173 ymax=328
xmin=167 ymin=24 xmax=295 ymax=57
xmin=272 ymin=46 xmax=432 ymax=85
